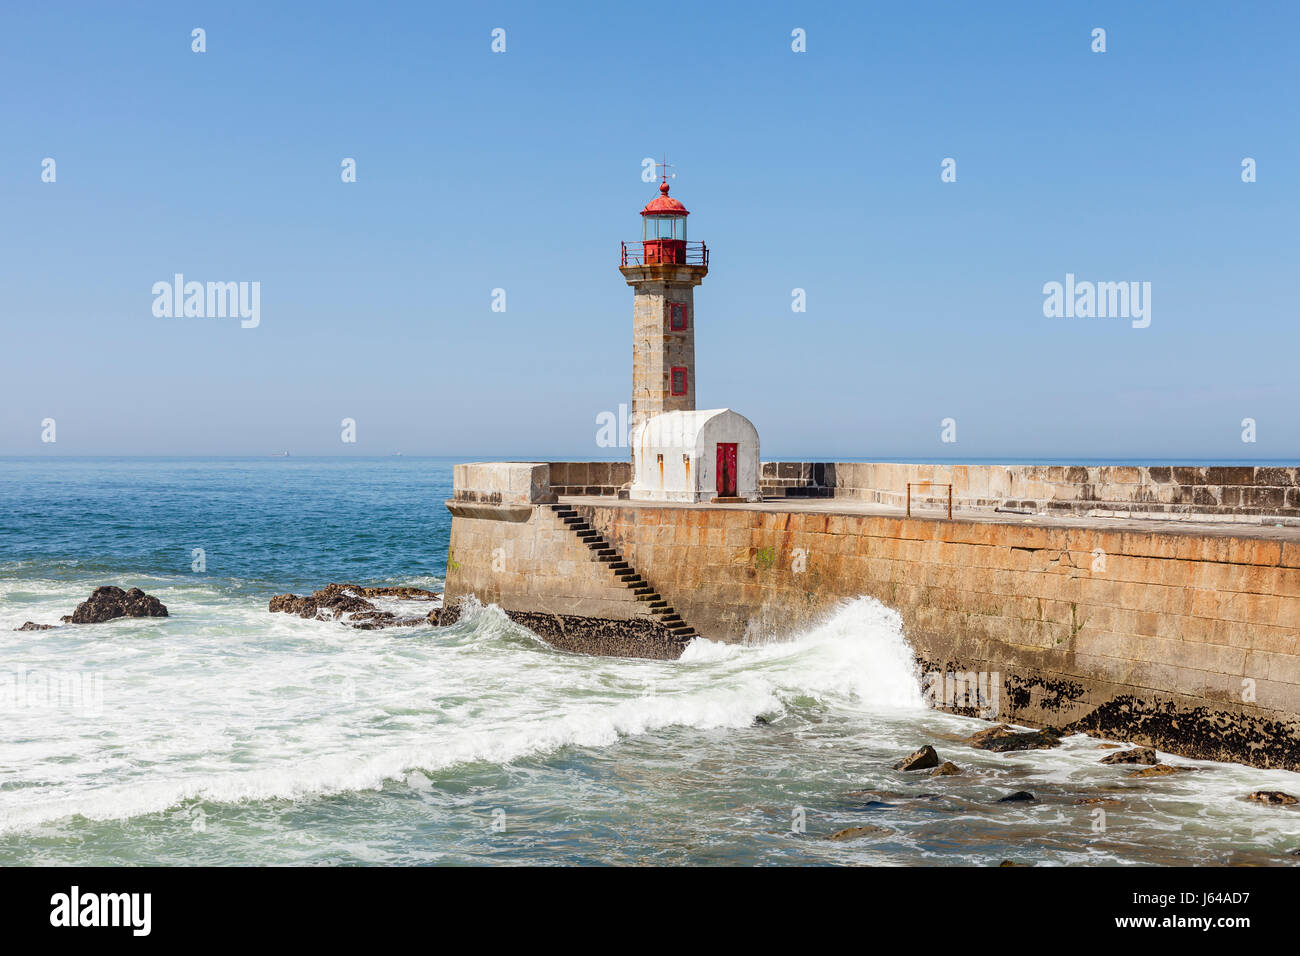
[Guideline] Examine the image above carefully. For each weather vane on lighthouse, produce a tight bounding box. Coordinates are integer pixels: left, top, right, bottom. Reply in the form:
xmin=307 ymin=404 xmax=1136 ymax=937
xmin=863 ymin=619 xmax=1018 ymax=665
xmin=654 ymin=155 xmax=676 ymax=186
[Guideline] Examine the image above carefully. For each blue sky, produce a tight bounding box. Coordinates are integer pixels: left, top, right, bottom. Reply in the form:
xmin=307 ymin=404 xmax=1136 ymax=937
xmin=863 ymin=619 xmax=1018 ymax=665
xmin=2 ymin=1 xmax=1296 ymax=459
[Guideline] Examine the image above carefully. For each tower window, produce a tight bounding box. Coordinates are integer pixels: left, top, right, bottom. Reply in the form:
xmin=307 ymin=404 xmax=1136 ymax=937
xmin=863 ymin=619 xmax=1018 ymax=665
xmin=670 ymin=366 xmax=688 ymax=396
xmin=669 ymin=302 xmax=688 ymax=331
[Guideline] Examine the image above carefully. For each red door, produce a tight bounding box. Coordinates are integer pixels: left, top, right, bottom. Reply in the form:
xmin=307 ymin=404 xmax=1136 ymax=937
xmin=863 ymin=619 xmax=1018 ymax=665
xmin=716 ymin=443 xmax=738 ymax=497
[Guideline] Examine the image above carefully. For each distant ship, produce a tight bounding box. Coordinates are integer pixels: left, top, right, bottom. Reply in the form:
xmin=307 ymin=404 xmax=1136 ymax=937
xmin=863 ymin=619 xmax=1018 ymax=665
xmin=270 ymin=451 xmax=290 ymax=458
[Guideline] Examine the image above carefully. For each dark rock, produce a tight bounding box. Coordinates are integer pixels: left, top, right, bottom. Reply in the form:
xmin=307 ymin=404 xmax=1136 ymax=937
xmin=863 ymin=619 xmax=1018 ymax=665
xmin=15 ymin=621 xmax=53 ymax=631
xmin=997 ymin=791 xmax=1036 ymax=803
xmin=965 ymin=724 xmax=1062 ymax=753
xmin=269 ymin=593 xmax=321 ymax=617
xmin=351 ymin=614 xmax=426 ymax=630
xmin=348 ymin=610 xmax=396 ymax=629
xmin=931 ymin=761 xmax=962 ymax=776
xmin=67 ymin=586 xmax=168 ymax=624
xmin=327 ymin=594 xmax=373 ymax=616
xmin=439 ymin=603 xmax=690 ymax=660
xmin=964 ymin=724 xmax=1012 ymax=746
xmin=826 ymin=825 xmax=886 ymax=841
xmin=269 ymin=583 xmax=443 ymax=629
xmin=1100 ymin=747 xmax=1158 ymax=765
xmin=1043 ymin=682 xmax=1300 ymax=771
xmin=321 ymin=583 xmax=439 ymax=602
xmin=753 ymin=715 xmax=771 ymax=726
xmin=1247 ymin=790 xmax=1298 ymax=806
xmin=998 ymin=860 xmax=1025 ymax=867
xmin=894 ymin=745 xmax=941 ymax=771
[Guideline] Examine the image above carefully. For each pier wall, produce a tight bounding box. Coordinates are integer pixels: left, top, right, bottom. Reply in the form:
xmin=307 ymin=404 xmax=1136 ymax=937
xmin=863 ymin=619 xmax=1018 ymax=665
xmin=442 ymin=462 xmax=1300 ymax=769
xmin=443 ymin=463 xmax=685 ymax=658
xmin=762 ymin=462 xmax=1300 ymax=520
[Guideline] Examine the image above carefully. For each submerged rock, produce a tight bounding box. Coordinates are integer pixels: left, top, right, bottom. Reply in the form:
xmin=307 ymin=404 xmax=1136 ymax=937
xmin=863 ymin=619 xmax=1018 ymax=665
xmin=894 ymin=745 xmax=941 ymax=771
xmin=62 ymin=586 xmax=168 ymax=624
xmin=931 ymin=761 xmax=962 ymax=776
xmin=15 ymin=621 xmax=54 ymax=631
xmin=1100 ymin=747 xmax=1158 ymax=765
xmin=964 ymin=724 xmax=1062 ymax=753
xmin=845 ymin=790 xmax=904 ymax=804
xmin=268 ymin=583 xmax=441 ymax=629
xmin=997 ymin=791 xmax=1036 ymax=803
xmin=1126 ymin=764 xmax=1191 ymax=778
xmin=1074 ymin=797 xmax=1123 ymax=807
xmin=349 ymin=610 xmax=428 ymax=630
xmin=1247 ymin=790 xmax=1298 ymax=806
xmin=826 ymin=825 xmax=886 ymax=841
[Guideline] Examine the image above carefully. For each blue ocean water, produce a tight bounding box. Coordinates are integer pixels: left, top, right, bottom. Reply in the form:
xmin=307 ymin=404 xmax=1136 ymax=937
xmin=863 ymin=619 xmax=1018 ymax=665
xmin=0 ymin=457 xmax=451 ymax=594
xmin=1 ymin=457 xmax=1298 ymax=866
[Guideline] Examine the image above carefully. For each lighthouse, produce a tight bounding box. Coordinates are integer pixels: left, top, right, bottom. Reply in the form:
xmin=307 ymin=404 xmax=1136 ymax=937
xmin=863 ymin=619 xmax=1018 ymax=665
xmin=621 ymin=169 xmax=761 ymax=503
xmin=619 ymin=174 xmax=708 ymax=441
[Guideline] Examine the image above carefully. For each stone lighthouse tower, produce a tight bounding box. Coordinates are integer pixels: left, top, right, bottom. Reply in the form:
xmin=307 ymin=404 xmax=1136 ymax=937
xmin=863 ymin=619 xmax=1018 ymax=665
xmin=619 ymin=175 xmax=709 ymax=445
xmin=621 ymin=172 xmax=761 ymax=503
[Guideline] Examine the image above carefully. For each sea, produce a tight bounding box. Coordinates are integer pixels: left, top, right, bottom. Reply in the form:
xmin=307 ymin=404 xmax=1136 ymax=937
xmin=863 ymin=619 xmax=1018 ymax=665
xmin=1 ymin=457 xmax=1297 ymax=866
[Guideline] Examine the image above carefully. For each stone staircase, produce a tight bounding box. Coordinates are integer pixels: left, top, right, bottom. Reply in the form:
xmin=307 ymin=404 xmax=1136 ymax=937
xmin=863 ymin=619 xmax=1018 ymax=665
xmin=549 ymin=503 xmax=697 ymax=642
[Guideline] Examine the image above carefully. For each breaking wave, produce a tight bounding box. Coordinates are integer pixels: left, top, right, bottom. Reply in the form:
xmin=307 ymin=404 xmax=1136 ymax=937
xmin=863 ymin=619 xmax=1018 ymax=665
xmin=0 ymin=593 xmax=922 ymax=832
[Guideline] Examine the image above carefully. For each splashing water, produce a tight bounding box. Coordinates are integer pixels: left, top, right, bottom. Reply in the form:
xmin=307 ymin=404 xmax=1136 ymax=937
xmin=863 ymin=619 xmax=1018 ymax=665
xmin=2 ymin=458 xmax=1298 ymax=866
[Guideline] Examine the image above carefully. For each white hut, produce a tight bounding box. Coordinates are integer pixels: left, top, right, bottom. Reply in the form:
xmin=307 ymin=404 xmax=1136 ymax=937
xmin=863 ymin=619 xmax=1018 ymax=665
xmin=630 ymin=408 xmax=761 ymax=503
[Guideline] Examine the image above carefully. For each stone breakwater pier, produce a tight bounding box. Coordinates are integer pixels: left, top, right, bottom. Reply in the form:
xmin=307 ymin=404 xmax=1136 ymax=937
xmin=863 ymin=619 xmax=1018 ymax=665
xmin=442 ymin=461 xmax=1300 ymax=771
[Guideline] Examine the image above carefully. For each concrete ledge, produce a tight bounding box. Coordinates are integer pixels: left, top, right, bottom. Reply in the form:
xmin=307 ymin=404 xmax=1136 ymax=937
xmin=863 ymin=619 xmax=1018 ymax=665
xmin=618 ymin=263 xmax=708 ymax=287
xmin=444 ymin=499 xmax=533 ymax=522
xmin=452 ymin=462 xmax=556 ymax=506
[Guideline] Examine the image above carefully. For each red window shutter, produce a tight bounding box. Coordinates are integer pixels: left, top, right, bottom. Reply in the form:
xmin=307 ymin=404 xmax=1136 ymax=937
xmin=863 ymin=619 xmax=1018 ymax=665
xmin=670 ymin=366 xmax=688 ymax=395
xmin=669 ymin=302 xmax=688 ymax=331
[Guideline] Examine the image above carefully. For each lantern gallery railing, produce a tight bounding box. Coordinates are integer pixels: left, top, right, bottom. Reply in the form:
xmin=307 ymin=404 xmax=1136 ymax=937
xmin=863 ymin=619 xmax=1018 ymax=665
xmin=620 ymin=240 xmax=709 ymax=267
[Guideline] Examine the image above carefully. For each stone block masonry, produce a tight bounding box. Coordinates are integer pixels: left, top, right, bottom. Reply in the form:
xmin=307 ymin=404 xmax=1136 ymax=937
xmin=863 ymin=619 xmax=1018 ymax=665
xmin=441 ymin=490 xmax=689 ymax=660
xmin=548 ymin=461 xmax=631 ymax=497
xmin=762 ymin=462 xmax=1300 ymax=521
xmin=620 ymin=263 xmax=707 ymax=442
xmin=573 ymin=500 xmax=1300 ymax=768
xmin=443 ymin=462 xmax=1300 ymax=769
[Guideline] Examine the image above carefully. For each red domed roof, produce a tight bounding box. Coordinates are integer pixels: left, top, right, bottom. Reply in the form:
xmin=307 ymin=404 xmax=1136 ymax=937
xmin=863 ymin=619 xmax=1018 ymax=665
xmin=641 ymin=181 xmax=689 ymax=217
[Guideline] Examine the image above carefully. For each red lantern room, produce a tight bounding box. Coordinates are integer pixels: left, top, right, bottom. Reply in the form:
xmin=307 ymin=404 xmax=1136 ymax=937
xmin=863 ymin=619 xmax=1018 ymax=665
xmin=640 ymin=181 xmax=689 ymax=264
xmin=620 ymin=172 xmax=708 ymax=268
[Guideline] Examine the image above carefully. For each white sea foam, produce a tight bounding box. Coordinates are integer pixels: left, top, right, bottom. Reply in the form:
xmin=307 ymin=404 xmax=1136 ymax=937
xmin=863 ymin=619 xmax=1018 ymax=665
xmin=4 ymin=585 xmax=1300 ymax=864
xmin=0 ymin=592 xmax=924 ymax=831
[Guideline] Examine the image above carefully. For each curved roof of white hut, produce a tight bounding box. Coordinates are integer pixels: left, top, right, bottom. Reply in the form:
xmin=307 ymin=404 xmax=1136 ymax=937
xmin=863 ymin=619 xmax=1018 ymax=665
xmin=633 ymin=408 xmax=758 ymax=450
